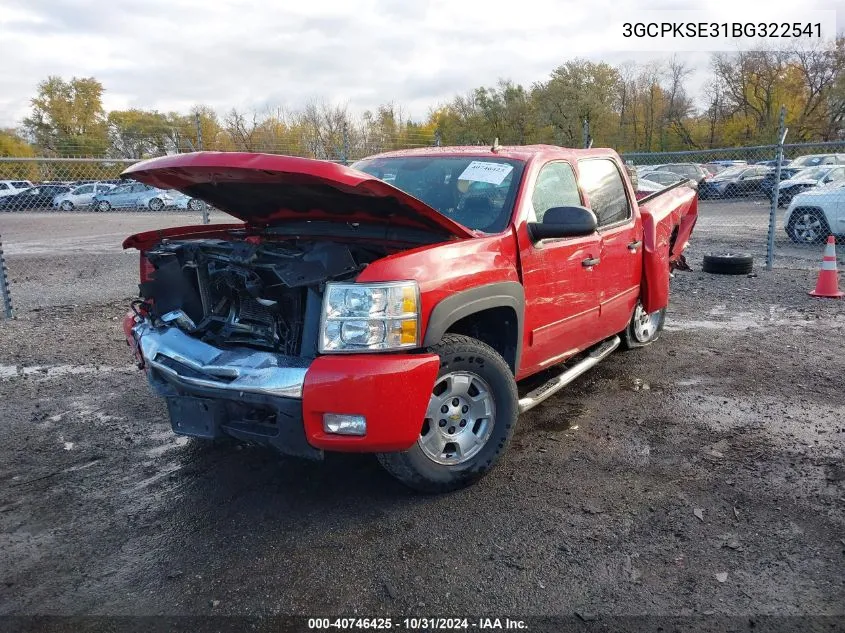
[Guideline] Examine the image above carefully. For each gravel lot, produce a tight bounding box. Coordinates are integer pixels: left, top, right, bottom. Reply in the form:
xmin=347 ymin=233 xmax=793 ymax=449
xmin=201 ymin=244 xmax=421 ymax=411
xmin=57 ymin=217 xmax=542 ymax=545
xmin=0 ymin=203 xmax=843 ymax=621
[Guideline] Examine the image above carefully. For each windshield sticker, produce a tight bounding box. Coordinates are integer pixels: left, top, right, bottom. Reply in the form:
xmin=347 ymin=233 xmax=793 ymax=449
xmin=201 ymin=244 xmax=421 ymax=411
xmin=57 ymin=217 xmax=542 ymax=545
xmin=458 ymin=161 xmax=513 ymax=186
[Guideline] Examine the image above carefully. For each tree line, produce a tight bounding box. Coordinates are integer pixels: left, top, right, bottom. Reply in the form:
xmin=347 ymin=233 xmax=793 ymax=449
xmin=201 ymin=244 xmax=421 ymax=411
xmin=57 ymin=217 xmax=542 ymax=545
xmin=1 ymin=41 xmax=843 ymax=164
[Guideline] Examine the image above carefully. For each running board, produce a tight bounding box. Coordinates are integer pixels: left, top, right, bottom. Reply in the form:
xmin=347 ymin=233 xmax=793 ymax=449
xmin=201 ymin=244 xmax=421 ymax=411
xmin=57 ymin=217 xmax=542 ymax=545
xmin=517 ymin=336 xmax=620 ymax=413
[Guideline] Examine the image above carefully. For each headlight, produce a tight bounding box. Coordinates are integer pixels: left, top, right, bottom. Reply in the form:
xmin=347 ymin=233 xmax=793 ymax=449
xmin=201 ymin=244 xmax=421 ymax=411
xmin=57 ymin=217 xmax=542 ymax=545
xmin=319 ymin=281 xmax=420 ymax=353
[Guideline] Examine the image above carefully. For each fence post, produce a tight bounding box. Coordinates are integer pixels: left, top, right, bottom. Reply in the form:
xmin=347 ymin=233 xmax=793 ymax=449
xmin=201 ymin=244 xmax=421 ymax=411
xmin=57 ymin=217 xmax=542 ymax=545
xmin=582 ymin=119 xmax=590 ymax=149
xmin=0 ymin=235 xmax=14 ymax=320
xmin=195 ymin=112 xmax=204 ymax=151
xmin=766 ymin=105 xmax=788 ymax=270
xmin=341 ymin=123 xmax=350 ymax=166
xmin=434 ymin=128 xmax=442 ymax=147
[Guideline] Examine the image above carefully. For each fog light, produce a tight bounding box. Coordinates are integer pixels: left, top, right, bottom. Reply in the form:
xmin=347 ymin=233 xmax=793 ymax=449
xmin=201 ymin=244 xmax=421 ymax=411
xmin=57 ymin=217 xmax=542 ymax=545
xmin=323 ymin=413 xmax=366 ymax=436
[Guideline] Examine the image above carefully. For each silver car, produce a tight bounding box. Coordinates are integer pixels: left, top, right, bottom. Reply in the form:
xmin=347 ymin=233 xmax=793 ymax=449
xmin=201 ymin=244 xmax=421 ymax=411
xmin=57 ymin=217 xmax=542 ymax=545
xmin=52 ymin=182 xmax=115 ymax=211
xmin=92 ymin=182 xmax=175 ymax=212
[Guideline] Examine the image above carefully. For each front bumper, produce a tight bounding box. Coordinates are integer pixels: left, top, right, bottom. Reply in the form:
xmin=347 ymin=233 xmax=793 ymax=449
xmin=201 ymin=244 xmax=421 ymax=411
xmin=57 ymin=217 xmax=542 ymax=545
xmin=125 ymin=315 xmax=440 ymax=457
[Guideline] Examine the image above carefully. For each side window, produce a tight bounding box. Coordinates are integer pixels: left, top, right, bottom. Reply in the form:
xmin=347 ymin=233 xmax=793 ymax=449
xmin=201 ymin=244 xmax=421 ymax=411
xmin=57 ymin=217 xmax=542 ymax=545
xmin=577 ymin=159 xmax=630 ymax=227
xmin=76 ymin=185 xmax=94 ymax=194
xmin=530 ymin=162 xmax=580 ymax=223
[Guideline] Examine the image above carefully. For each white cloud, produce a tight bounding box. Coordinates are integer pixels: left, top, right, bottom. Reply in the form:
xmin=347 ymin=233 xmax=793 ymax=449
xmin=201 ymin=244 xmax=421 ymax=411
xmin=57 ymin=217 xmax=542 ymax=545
xmin=0 ymin=0 xmax=841 ymax=127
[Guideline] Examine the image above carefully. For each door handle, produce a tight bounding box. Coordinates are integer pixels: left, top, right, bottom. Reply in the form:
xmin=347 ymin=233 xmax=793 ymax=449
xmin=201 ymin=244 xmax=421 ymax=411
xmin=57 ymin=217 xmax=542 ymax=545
xmin=582 ymin=257 xmax=600 ymax=267
xmin=628 ymin=240 xmax=642 ymax=252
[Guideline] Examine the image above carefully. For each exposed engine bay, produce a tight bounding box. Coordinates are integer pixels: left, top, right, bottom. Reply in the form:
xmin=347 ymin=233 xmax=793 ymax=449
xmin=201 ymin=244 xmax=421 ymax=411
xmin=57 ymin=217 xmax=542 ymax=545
xmin=139 ymin=238 xmax=389 ymax=356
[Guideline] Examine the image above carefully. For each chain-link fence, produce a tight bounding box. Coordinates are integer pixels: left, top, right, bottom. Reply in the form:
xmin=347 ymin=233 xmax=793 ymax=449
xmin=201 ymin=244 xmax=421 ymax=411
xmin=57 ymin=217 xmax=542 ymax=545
xmin=2 ymin=139 xmax=844 ymax=318
xmin=623 ymin=139 xmax=845 ymax=270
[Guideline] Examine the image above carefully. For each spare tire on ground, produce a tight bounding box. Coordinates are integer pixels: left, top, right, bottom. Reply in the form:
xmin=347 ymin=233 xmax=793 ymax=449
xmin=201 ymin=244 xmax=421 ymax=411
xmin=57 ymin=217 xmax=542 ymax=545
xmin=702 ymin=253 xmax=754 ymax=275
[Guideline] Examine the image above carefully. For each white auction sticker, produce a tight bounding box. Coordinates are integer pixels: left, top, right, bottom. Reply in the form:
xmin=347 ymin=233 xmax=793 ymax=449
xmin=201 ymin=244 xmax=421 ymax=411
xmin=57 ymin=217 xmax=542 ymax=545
xmin=458 ymin=161 xmax=513 ymax=186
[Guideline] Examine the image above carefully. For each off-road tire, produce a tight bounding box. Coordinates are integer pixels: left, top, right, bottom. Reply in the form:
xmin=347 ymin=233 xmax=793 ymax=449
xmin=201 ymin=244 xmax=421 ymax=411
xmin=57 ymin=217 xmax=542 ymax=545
xmin=377 ymin=334 xmax=518 ymax=494
xmin=702 ymin=253 xmax=754 ymax=275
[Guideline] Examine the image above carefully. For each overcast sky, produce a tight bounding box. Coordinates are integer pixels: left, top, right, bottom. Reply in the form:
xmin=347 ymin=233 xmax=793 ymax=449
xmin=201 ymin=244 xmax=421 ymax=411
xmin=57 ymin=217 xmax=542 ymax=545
xmin=0 ymin=0 xmax=841 ymax=127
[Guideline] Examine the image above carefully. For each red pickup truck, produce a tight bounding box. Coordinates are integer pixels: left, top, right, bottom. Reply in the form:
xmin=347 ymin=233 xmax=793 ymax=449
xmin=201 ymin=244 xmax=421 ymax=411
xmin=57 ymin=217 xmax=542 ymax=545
xmin=121 ymin=146 xmax=697 ymax=492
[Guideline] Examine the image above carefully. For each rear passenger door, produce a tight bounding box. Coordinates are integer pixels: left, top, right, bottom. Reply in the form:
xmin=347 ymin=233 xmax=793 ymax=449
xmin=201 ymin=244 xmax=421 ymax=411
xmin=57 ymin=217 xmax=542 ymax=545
xmin=578 ymin=158 xmax=642 ymax=340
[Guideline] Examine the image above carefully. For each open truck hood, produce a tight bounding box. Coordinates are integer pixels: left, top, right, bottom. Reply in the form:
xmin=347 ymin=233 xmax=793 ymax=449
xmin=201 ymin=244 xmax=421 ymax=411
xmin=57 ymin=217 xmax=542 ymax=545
xmin=122 ymin=152 xmax=474 ymax=239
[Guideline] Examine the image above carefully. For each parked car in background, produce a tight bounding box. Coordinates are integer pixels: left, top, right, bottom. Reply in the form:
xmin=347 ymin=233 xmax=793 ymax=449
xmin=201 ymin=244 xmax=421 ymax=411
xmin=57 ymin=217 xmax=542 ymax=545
xmin=633 ymin=178 xmax=667 ymax=199
xmin=703 ymin=160 xmax=747 ymax=176
xmin=52 ymin=182 xmax=116 ymax=211
xmin=784 ymin=181 xmax=845 ymax=244
xmin=92 ymin=182 xmax=174 ymax=211
xmin=639 ymin=170 xmax=698 ymax=190
xmin=773 ymin=166 xmax=845 ymax=207
xmin=788 ymin=154 xmax=845 ymax=169
xmin=0 ymin=180 xmax=34 ymax=199
xmin=759 ymin=166 xmax=804 ymax=198
xmin=652 ymin=163 xmax=708 ymax=187
xmin=699 ymin=165 xmax=771 ymax=199
xmin=170 ymin=191 xmax=208 ymax=212
xmin=0 ymin=184 xmax=72 ymax=211
xmin=755 ymin=159 xmax=792 ymax=168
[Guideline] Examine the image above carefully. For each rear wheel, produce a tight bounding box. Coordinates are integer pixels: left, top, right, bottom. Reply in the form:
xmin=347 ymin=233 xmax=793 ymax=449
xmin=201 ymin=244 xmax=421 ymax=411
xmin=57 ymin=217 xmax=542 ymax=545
xmin=377 ymin=334 xmax=518 ymax=493
xmin=621 ymin=302 xmax=666 ymax=349
xmin=60 ymin=200 xmax=74 ymax=211
xmin=787 ymin=209 xmax=830 ymax=245
xmin=96 ymin=200 xmax=111 ymax=212
xmin=188 ymin=198 xmax=205 ymax=212
xmin=148 ymin=197 xmax=164 ymax=212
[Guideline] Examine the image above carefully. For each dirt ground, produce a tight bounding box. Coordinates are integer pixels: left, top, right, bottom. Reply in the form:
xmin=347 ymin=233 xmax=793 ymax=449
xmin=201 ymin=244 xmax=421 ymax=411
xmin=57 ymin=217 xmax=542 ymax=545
xmin=0 ymin=208 xmax=843 ymax=621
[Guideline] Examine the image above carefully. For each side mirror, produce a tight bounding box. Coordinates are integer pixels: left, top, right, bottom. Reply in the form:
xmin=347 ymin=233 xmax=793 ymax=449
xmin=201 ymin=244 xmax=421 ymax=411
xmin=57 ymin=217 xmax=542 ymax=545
xmin=528 ymin=205 xmax=597 ymax=242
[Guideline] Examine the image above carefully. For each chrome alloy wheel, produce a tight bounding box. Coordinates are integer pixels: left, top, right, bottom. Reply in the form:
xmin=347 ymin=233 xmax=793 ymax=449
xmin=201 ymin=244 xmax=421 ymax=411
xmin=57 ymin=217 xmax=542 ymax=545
xmin=632 ymin=303 xmax=662 ymax=343
xmin=792 ymin=212 xmax=824 ymax=244
xmin=418 ymin=371 xmax=496 ymax=465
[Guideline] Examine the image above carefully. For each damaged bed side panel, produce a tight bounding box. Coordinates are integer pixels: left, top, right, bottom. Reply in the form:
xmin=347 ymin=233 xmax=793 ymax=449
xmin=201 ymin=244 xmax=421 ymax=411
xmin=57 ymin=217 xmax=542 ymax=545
xmin=638 ymin=186 xmax=698 ymax=314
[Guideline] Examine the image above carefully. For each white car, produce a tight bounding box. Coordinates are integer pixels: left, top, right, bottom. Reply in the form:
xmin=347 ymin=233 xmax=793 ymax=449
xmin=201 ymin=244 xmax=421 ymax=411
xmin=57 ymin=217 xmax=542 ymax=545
xmin=170 ymin=190 xmax=208 ymax=212
xmin=0 ymin=180 xmax=33 ymax=199
xmin=774 ymin=165 xmax=845 ymax=207
xmin=784 ymin=181 xmax=845 ymax=244
xmin=52 ymin=182 xmax=116 ymax=211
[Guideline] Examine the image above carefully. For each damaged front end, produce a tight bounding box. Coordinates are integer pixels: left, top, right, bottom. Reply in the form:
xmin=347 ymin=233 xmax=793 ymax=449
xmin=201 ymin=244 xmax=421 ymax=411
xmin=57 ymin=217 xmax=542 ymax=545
xmin=127 ymin=235 xmax=395 ymax=458
xmin=138 ymin=238 xmax=373 ymax=356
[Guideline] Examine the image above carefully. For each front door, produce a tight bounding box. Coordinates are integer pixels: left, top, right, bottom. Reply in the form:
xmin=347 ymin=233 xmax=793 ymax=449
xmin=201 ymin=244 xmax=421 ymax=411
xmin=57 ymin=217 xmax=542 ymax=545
xmin=517 ymin=160 xmax=602 ymax=377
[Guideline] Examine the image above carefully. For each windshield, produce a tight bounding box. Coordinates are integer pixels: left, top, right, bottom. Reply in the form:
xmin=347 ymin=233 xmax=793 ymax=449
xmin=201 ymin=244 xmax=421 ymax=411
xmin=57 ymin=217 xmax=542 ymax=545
xmin=353 ymin=156 xmax=525 ymax=233
xmin=792 ymin=167 xmax=828 ymax=181
xmin=791 ymin=155 xmax=828 ymax=168
xmin=715 ymin=166 xmax=746 ymax=178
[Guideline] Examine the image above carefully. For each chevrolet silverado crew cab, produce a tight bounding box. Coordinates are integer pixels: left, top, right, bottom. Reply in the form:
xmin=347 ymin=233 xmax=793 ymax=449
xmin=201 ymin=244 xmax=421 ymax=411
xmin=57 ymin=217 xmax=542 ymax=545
xmin=121 ymin=146 xmax=697 ymax=492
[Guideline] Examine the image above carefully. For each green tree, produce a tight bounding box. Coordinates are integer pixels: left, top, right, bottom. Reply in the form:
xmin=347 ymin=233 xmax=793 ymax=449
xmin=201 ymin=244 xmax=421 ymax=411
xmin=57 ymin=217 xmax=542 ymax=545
xmin=107 ymin=109 xmax=171 ymax=158
xmin=532 ymin=60 xmax=621 ymax=147
xmin=23 ymin=76 xmax=108 ymax=156
xmin=0 ymin=129 xmax=37 ymax=179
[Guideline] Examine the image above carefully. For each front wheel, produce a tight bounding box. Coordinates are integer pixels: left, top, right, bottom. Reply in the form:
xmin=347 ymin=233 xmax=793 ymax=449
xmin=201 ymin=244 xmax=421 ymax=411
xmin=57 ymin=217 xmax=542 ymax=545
xmin=377 ymin=334 xmax=518 ymax=493
xmin=96 ymin=200 xmax=111 ymax=212
xmin=148 ymin=197 xmax=164 ymax=212
xmin=188 ymin=198 xmax=206 ymax=212
xmin=60 ymin=200 xmax=74 ymax=211
xmin=621 ymin=302 xmax=666 ymax=349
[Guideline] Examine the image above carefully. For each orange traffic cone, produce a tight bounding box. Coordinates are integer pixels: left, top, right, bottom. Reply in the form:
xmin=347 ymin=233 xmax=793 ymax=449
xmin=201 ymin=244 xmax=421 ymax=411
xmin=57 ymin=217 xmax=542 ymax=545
xmin=809 ymin=236 xmax=844 ymax=298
